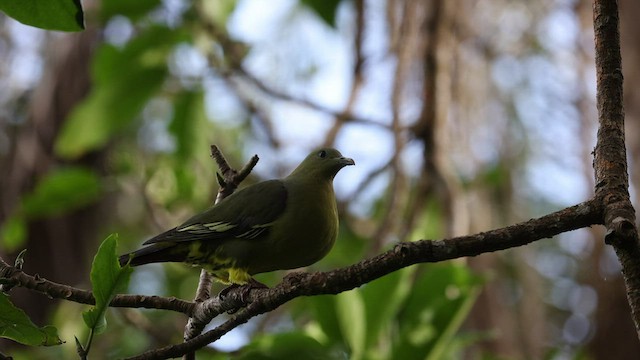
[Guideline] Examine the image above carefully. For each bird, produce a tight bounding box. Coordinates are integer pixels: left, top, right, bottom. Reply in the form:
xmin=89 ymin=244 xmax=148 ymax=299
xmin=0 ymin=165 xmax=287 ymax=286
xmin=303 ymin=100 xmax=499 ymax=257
xmin=119 ymin=148 xmax=354 ymax=286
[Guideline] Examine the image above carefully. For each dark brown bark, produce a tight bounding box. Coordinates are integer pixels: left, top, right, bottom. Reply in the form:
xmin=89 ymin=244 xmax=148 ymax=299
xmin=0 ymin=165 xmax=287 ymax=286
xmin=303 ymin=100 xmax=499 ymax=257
xmin=586 ymin=0 xmax=640 ymax=356
xmin=592 ymin=0 xmax=640 ymax=338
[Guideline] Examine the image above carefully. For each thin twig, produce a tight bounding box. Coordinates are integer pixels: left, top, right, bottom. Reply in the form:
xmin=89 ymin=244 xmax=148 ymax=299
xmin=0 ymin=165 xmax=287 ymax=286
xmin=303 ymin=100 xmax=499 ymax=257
xmin=0 ymin=257 xmax=194 ymax=314
xmin=369 ymin=0 xmax=420 ymax=251
xmin=324 ymin=0 xmax=367 ymax=146
xmin=195 ymin=6 xmax=389 ymax=130
xmin=182 ymin=145 xmax=259 ymax=360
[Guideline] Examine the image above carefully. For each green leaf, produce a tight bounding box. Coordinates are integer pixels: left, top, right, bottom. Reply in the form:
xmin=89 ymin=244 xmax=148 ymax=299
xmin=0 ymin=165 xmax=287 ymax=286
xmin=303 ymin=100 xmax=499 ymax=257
xmin=21 ymin=167 xmax=102 ymax=217
xmin=300 ymin=0 xmax=342 ymax=27
xmin=238 ymin=332 xmax=336 ymax=360
xmin=100 ymin=0 xmax=161 ymax=22
xmin=392 ymin=263 xmax=483 ymax=360
xmin=82 ymin=234 xmax=132 ymax=334
xmin=361 ymin=267 xmax=414 ymax=350
xmin=335 ymin=291 xmax=366 ymax=360
xmin=0 ymin=293 xmax=63 ymax=346
xmin=0 ymin=215 xmax=27 ymax=252
xmin=56 ymin=26 xmax=188 ymax=158
xmin=309 ymin=295 xmax=343 ymax=345
xmin=0 ymin=0 xmax=84 ymax=31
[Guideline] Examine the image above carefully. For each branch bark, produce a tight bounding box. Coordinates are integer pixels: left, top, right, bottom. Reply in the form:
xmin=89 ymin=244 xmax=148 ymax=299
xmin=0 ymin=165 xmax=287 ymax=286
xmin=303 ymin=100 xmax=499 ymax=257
xmin=592 ymin=0 xmax=640 ymax=337
xmin=0 ymin=257 xmax=194 ymax=314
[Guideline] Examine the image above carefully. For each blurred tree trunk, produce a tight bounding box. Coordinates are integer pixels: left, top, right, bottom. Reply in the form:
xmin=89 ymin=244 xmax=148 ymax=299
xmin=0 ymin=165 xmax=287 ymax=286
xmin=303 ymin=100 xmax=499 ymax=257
xmin=0 ymin=29 xmax=108 ymax=325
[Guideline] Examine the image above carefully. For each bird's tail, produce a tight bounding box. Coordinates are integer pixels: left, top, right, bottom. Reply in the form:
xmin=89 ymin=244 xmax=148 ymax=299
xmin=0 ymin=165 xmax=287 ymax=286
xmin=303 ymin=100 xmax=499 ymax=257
xmin=119 ymin=242 xmax=188 ymax=267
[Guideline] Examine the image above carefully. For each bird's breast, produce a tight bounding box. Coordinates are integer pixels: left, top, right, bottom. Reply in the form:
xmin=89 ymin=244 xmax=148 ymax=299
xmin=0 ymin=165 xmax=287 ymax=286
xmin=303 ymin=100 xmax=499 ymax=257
xmin=246 ymin=180 xmax=339 ymax=274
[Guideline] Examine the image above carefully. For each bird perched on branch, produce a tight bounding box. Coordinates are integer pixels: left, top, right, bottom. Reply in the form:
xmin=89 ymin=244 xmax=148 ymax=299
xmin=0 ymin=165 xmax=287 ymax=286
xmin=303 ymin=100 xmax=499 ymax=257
xmin=119 ymin=148 xmax=354 ymax=285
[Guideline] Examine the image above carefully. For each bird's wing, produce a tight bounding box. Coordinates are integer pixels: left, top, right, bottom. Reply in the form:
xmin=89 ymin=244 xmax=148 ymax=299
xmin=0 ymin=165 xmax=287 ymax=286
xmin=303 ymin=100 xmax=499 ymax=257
xmin=143 ymin=180 xmax=288 ymax=244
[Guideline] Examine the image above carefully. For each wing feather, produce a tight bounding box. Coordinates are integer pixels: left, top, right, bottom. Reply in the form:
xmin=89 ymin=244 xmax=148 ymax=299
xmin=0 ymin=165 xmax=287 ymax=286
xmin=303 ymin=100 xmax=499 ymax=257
xmin=143 ymin=180 xmax=287 ymax=245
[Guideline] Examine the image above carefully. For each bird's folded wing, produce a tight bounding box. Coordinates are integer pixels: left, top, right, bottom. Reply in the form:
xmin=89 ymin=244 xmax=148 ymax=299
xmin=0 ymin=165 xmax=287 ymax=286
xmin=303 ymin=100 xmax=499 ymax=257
xmin=143 ymin=180 xmax=288 ymax=244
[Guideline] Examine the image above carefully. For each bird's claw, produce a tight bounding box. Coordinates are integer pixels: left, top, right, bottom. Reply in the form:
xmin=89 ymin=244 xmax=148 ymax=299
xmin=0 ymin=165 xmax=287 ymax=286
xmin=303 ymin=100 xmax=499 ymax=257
xmin=218 ymin=279 xmax=268 ymax=314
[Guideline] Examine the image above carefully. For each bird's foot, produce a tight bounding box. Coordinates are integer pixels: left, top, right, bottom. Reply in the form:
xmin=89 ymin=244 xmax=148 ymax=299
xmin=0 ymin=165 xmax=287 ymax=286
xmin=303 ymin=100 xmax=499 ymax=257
xmin=218 ymin=279 xmax=268 ymax=314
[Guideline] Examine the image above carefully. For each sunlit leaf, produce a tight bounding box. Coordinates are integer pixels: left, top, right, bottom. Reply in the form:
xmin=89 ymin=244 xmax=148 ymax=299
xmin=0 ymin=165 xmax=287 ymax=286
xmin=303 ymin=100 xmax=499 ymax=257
xmin=309 ymin=295 xmax=344 ymax=346
xmin=392 ymin=263 xmax=483 ymax=360
xmin=0 ymin=215 xmax=27 ymax=252
xmin=22 ymin=167 xmax=102 ymax=217
xmin=361 ymin=267 xmax=414 ymax=350
xmin=82 ymin=234 xmax=132 ymax=334
xmin=0 ymin=293 xmax=63 ymax=346
xmin=201 ymin=0 xmax=238 ymax=27
xmin=0 ymin=0 xmax=83 ymax=32
xmin=335 ymin=290 xmax=366 ymax=359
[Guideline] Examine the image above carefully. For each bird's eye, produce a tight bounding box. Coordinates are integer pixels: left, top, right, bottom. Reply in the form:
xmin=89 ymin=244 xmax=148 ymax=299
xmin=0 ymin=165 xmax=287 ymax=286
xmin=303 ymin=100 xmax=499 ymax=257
xmin=318 ymin=150 xmax=327 ymax=158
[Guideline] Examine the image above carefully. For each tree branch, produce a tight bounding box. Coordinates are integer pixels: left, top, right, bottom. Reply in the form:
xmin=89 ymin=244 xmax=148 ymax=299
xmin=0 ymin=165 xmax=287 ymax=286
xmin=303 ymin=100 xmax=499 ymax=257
xmin=592 ymin=0 xmax=640 ymax=337
xmin=0 ymin=257 xmax=194 ymax=314
xmin=127 ymin=200 xmax=602 ymax=359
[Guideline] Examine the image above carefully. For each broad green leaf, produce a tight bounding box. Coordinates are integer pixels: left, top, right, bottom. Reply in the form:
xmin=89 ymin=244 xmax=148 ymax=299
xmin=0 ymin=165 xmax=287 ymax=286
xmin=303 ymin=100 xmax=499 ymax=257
xmin=361 ymin=267 xmax=414 ymax=350
xmin=426 ymin=285 xmax=480 ymax=360
xmin=0 ymin=293 xmax=63 ymax=346
xmin=82 ymin=234 xmax=132 ymax=334
xmin=237 ymin=332 xmax=337 ymax=360
xmin=0 ymin=215 xmax=27 ymax=252
xmin=56 ymin=26 xmax=188 ymax=158
xmin=0 ymin=0 xmax=84 ymax=32
xmin=392 ymin=263 xmax=483 ymax=360
xmin=335 ymin=291 xmax=366 ymax=360
xmin=309 ymin=295 xmax=343 ymax=345
xmin=22 ymin=167 xmax=102 ymax=217
xmin=100 ymin=0 xmax=161 ymax=22
xmin=300 ymin=0 xmax=342 ymax=27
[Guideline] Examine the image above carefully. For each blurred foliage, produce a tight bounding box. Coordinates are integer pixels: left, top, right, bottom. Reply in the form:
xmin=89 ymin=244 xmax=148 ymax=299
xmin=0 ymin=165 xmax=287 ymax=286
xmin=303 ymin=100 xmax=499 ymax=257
xmin=55 ymin=25 xmax=188 ymax=158
xmin=1 ymin=167 xmax=102 ymax=251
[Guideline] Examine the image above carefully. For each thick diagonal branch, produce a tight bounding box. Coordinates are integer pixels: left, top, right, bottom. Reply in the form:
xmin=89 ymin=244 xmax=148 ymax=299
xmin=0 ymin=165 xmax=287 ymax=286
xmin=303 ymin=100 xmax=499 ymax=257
xmin=128 ymin=200 xmax=602 ymax=359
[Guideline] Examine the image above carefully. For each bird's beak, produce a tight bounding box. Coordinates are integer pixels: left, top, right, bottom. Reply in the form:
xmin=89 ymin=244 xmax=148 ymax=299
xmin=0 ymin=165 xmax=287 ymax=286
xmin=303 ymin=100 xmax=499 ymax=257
xmin=340 ymin=157 xmax=355 ymax=166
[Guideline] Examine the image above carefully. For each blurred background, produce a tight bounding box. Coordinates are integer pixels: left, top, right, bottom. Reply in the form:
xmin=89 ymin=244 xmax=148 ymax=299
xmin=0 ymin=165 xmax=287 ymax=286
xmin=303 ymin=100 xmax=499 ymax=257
xmin=1 ymin=0 xmax=640 ymax=358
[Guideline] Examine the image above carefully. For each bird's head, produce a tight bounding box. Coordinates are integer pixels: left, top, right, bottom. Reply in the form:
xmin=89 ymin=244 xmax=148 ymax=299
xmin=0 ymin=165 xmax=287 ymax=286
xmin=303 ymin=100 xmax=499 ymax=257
xmin=288 ymin=148 xmax=355 ymax=181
